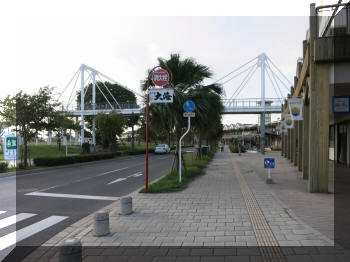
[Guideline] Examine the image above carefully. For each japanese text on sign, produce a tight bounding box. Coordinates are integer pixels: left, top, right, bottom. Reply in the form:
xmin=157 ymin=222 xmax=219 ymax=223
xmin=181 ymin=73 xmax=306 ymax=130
xmin=149 ymin=89 xmax=174 ymax=104
xmin=152 ymin=69 xmax=170 ymax=87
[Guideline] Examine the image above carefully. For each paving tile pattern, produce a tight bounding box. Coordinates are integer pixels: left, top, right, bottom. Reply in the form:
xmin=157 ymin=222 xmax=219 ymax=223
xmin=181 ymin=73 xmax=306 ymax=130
xmin=19 ymin=148 xmax=343 ymax=262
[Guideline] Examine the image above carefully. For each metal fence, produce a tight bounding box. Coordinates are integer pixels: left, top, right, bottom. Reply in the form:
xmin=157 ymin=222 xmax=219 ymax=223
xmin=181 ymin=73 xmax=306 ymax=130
xmin=317 ymin=3 xmax=349 ymax=37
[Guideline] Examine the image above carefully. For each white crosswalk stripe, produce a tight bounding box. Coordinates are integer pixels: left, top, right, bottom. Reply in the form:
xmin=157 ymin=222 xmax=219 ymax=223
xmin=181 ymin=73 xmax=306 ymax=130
xmin=0 ymin=213 xmax=36 ymax=229
xmin=0 ymin=211 xmax=68 ymax=251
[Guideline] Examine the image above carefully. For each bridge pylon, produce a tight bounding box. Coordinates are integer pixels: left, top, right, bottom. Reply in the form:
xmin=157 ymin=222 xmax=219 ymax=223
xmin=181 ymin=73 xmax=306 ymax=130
xmin=214 ymin=53 xmax=292 ymax=154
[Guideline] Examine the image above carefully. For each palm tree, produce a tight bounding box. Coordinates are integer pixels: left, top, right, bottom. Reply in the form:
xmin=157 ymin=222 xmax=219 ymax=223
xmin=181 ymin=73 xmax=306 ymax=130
xmin=141 ymin=53 xmax=223 ymax=169
xmin=189 ymin=84 xmax=223 ymax=152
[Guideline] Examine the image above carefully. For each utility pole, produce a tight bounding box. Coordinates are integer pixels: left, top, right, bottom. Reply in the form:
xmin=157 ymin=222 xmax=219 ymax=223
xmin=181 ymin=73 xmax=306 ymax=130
xmin=80 ymin=64 xmax=85 ymax=146
xmin=260 ymin=53 xmax=266 ymax=155
xmin=92 ymin=70 xmax=96 ymax=151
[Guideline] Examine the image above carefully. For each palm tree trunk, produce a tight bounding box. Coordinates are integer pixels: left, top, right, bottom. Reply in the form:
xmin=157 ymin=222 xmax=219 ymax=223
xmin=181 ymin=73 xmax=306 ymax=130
xmin=168 ymin=131 xmax=171 ymax=147
xmin=131 ymin=125 xmax=135 ymax=153
xmin=23 ymin=136 xmax=28 ymax=167
xmin=198 ymin=132 xmax=202 ymax=158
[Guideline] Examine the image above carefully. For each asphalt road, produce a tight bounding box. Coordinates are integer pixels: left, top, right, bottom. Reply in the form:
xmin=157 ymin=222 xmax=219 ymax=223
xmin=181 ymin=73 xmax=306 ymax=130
xmin=0 ymin=153 xmax=174 ymax=261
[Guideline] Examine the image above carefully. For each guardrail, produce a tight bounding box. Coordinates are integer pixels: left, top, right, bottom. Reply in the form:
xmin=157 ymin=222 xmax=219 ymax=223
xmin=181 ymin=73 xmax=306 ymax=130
xmin=64 ymin=103 xmax=140 ymax=111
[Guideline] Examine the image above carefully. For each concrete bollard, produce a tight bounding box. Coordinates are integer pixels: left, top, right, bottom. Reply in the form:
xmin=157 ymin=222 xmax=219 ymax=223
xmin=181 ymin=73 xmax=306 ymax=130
xmin=59 ymin=239 xmax=82 ymax=262
xmin=93 ymin=212 xmax=110 ymax=236
xmin=120 ymin=196 xmax=133 ymax=215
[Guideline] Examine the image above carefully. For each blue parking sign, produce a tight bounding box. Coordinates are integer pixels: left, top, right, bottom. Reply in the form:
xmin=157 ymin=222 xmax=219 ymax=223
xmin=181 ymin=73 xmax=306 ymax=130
xmin=264 ymin=158 xmax=275 ymax=169
xmin=183 ymin=100 xmax=195 ymax=112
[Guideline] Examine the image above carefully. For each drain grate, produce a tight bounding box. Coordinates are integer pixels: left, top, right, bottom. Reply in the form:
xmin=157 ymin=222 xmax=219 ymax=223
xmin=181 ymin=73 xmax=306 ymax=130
xmin=232 ymin=159 xmax=286 ymax=262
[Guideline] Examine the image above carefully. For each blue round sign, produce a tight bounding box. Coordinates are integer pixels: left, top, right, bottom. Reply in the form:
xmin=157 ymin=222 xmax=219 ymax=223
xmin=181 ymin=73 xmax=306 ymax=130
xmin=183 ymin=100 xmax=195 ymax=112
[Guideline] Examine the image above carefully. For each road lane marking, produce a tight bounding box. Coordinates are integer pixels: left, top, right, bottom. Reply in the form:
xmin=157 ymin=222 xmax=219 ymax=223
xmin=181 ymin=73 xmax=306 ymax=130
xmin=0 ymin=215 xmax=68 ymax=251
xmin=108 ymin=178 xmax=127 ymax=185
xmin=96 ymin=167 xmax=129 ymax=177
xmin=0 ymin=211 xmax=6 ymax=215
xmin=36 ymin=167 xmax=130 ymax=192
xmin=108 ymin=172 xmax=143 ymax=185
xmin=0 ymin=213 xmax=36 ymax=229
xmin=25 ymin=192 xmax=120 ymax=201
xmin=12 ymin=154 xmax=166 ymax=179
xmin=129 ymin=172 xmax=143 ymax=178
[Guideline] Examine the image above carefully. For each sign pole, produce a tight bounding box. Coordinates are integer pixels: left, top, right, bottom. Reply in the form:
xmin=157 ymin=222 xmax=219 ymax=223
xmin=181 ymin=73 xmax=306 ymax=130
xmin=145 ymin=92 xmax=150 ymax=190
xmin=264 ymin=157 xmax=275 ymax=184
xmin=179 ymin=116 xmax=191 ymax=183
xmin=145 ymin=65 xmax=173 ymax=190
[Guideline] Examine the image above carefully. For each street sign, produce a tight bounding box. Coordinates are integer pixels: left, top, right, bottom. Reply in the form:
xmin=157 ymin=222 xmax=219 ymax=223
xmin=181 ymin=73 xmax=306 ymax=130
xmin=152 ymin=68 xmax=170 ymax=87
xmin=4 ymin=135 xmax=17 ymax=160
xmin=183 ymin=112 xmax=195 ymax=117
xmin=264 ymin=158 xmax=275 ymax=168
xmin=149 ymin=88 xmax=174 ymax=103
xmin=183 ymin=100 xmax=195 ymax=112
xmin=332 ymin=96 xmax=350 ymax=114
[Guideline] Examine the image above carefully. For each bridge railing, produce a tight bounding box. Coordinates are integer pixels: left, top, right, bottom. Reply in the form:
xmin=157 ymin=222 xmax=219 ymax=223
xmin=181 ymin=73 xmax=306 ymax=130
xmin=222 ymin=98 xmax=283 ymax=108
xmin=65 ymin=102 xmax=140 ymax=111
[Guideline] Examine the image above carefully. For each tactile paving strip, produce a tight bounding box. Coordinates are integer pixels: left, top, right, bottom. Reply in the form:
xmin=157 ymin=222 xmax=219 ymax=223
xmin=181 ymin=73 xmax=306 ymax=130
xmin=232 ymin=159 xmax=286 ymax=262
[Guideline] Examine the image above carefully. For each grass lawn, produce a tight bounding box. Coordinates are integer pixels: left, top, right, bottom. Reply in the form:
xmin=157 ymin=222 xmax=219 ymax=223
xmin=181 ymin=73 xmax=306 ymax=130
xmin=116 ymin=142 xmax=156 ymax=152
xmin=26 ymin=142 xmax=82 ymax=159
xmin=140 ymin=150 xmax=217 ymax=193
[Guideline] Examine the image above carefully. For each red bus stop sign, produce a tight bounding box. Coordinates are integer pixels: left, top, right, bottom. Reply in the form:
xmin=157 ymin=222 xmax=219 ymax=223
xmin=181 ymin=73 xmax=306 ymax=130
xmin=152 ymin=68 xmax=170 ymax=87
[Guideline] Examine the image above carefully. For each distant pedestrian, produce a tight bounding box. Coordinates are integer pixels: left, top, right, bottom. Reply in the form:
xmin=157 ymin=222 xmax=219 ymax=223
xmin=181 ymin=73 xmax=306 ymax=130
xmin=220 ymin=143 xmax=224 ymax=152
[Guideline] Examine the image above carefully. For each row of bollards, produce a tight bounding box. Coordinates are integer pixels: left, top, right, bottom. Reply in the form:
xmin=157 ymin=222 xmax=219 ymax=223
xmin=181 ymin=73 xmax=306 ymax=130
xmin=59 ymin=196 xmax=133 ymax=262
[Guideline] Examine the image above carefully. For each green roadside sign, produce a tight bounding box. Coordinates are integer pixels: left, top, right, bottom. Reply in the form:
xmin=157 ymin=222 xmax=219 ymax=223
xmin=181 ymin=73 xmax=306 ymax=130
xmin=6 ymin=136 xmax=17 ymax=150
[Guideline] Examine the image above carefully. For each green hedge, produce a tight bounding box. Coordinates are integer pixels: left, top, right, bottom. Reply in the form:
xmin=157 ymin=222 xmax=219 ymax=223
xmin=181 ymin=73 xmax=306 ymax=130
xmin=33 ymin=153 xmax=115 ymax=167
xmin=229 ymin=143 xmax=246 ymax=153
xmin=32 ymin=145 xmax=194 ymax=167
xmin=0 ymin=162 xmax=9 ymax=173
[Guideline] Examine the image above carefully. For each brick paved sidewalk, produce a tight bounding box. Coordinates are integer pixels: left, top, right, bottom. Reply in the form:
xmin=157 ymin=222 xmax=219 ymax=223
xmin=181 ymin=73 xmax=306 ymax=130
xmin=20 ymin=148 xmax=347 ymax=262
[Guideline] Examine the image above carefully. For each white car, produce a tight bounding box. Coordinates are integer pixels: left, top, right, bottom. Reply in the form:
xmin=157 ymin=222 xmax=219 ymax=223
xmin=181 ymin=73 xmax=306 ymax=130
xmin=154 ymin=144 xmax=171 ymax=154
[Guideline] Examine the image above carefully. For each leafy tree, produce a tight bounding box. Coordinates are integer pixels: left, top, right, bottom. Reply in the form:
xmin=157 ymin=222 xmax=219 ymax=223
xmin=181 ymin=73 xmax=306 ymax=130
xmin=126 ymin=113 xmax=140 ymax=152
xmin=0 ymin=120 xmax=5 ymax=137
xmin=0 ymin=87 xmax=60 ymax=167
xmin=76 ymin=81 xmax=139 ymax=151
xmin=77 ymin=81 xmax=137 ymax=108
xmin=95 ymin=111 xmax=126 ymax=151
xmin=48 ymin=112 xmax=80 ymax=151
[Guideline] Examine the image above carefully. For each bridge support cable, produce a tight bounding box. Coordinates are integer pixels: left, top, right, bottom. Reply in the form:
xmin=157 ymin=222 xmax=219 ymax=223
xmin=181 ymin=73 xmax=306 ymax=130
xmin=220 ymin=62 xmax=257 ymax=86
xmin=265 ymin=63 xmax=285 ymax=99
xmin=232 ymin=65 xmax=259 ymax=100
xmin=98 ymin=71 xmax=144 ymax=98
xmin=58 ymin=68 xmax=80 ymax=101
xmin=84 ymin=69 xmax=116 ymax=110
xmin=83 ymin=73 xmax=93 ymax=97
xmin=212 ymin=55 xmax=259 ymax=84
xmin=228 ymin=64 xmax=258 ymax=100
xmin=266 ymin=61 xmax=290 ymax=92
xmin=67 ymin=70 xmax=81 ymax=110
xmin=87 ymin=70 xmax=115 ymax=110
xmin=265 ymin=66 xmax=284 ymax=101
xmin=266 ymin=57 xmax=293 ymax=87
xmin=96 ymin=74 xmax=122 ymax=109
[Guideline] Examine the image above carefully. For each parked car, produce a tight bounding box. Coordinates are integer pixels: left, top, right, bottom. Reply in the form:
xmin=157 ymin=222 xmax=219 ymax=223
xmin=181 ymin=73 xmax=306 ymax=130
xmin=154 ymin=144 xmax=171 ymax=154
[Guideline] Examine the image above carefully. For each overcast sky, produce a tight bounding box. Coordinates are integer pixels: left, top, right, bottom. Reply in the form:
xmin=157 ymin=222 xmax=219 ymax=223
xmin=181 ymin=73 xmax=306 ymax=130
xmin=1 ymin=0 xmax=331 ymax=125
